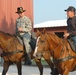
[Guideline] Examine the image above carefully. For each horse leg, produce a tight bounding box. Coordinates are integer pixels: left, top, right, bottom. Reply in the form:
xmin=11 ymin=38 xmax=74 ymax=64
xmin=2 ymin=61 xmax=11 ymax=75
xmin=42 ymin=51 xmax=59 ymax=75
xmin=44 ymin=59 xmax=59 ymax=75
xmin=61 ymin=69 xmax=69 ymax=75
xmin=16 ymin=61 xmax=22 ymax=75
xmin=44 ymin=59 xmax=54 ymax=74
xmin=35 ymin=58 xmax=43 ymax=75
xmin=30 ymin=51 xmax=43 ymax=75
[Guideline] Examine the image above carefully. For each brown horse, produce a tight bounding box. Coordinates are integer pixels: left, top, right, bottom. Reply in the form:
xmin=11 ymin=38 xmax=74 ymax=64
xmin=0 ymin=31 xmax=53 ymax=75
xmin=34 ymin=29 xmax=76 ymax=75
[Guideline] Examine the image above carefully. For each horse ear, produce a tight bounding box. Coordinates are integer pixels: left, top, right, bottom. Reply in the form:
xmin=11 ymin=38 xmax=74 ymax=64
xmin=42 ymin=28 xmax=46 ymax=33
xmin=36 ymin=29 xmax=41 ymax=37
xmin=36 ymin=29 xmax=40 ymax=33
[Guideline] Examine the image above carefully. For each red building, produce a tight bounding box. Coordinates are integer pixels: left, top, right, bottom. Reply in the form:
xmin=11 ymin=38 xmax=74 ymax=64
xmin=0 ymin=0 xmax=33 ymax=34
xmin=34 ymin=20 xmax=67 ymax=38
xmin=0 ymin=0 xmax=33 ymax=64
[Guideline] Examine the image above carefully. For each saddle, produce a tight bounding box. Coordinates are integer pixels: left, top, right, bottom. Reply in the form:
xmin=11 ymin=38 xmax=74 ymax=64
xmin=67 ymin=37 xmax=76 ymax=52
xmin=16 ymin=34 xmax=36 ymax=51
xmin=29 ymin=36 xmax=36 ymax=50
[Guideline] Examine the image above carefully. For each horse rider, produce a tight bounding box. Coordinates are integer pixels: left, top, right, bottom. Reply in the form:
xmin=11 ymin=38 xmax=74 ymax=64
xmin=64 ymin=6 xmax=76 ymax=52
xmin=15 ymin=7 xmax=32 ymax=65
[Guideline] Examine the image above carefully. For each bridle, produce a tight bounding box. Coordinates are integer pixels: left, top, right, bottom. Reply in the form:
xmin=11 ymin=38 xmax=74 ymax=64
xmin=39 ymin=36 xmax=64 ymax=59
xmin=38 ymin=33 xmax=76 ymax=63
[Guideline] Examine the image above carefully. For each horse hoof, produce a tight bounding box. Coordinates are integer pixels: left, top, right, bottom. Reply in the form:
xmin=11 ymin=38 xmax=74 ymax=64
xmin=50 ymin=69 xmax=59 ymax=75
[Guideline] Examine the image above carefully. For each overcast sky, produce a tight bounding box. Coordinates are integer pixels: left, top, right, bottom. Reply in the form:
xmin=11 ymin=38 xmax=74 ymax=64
xmin=34 ymin=0 xmax=76 ymax=24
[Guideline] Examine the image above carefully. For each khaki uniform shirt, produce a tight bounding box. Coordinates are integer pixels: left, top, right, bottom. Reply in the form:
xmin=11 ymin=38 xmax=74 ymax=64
xmin=16 ymin=16 xmax=32 ymax=37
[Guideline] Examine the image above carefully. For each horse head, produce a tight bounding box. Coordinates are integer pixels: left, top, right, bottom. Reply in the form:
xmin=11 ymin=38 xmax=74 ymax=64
xmin=33 ymin=29 xmax=50 ymax=59
xmin=33 ymin=29 xmax=76 ymax=75
xmin=33 ymin=29 xmax=62 ymax=59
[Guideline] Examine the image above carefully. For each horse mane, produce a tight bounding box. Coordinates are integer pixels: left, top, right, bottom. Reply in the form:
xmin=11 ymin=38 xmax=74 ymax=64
xmin=47 ymin=32 xmax=62 ymax=44
xmin=0 ymin=31 xmax=12 ymax=35
xmin=0 ymin=31 xmax=18 ymax=43
xmin=36 ymin=29 xmax=63 ymax=44
xmin=0 ymin=31 xmax=15 ymax=37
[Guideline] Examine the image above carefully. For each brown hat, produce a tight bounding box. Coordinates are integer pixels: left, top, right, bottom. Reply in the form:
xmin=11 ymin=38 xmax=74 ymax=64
xmin=16 ymin=7 xmax=26 ymax=13
xmin=65 ymin=6 xmax=76 ymax=12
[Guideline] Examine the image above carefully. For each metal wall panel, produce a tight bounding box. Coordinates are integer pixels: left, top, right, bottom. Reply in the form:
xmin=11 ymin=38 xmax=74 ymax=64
xmin=0 ymin=0 xmax=33 ymax=34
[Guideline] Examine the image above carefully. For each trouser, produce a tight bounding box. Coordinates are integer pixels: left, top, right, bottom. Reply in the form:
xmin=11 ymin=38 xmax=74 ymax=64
xmin=22 ymin=36 xmax=32 ymax=65
xmin=23 ymin=37 xmax=31 ymax=53
xmin=71 ymin=36 xmax=76 ymax=46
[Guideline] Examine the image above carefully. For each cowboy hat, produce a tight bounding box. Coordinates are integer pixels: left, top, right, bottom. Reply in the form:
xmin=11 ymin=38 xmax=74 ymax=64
xmin=16 ymin=7 xmax=26 ymax=13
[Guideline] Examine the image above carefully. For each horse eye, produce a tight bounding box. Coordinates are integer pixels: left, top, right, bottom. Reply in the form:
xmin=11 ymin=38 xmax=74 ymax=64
xmin=41 ymin=40 xmax=45 ymax=43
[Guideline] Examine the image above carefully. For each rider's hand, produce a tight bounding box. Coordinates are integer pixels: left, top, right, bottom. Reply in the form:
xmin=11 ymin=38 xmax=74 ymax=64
xmin=63 ymin=33 xmax=70 ymax=39
xmin=18 ymin=28 xmax=23 ymax=31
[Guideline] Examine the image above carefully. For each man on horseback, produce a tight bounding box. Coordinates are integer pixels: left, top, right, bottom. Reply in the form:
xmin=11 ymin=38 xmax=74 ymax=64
xmin=15 ymin=7 xmax=32 ymax=65
xmin=64 ymin=6 xmax=76 ymax=52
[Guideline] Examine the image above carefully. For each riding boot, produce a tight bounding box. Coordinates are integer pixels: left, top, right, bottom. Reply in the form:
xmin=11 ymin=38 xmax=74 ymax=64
xmin=51 ymin=68 xmax=59 ymax=75
xmin=51 ymin=64 xmax=59 ymax=75
xmin=75 ymin=46 xmax=76 ymax=52
xmin=24 ymin=54 xmax=32 ymax=65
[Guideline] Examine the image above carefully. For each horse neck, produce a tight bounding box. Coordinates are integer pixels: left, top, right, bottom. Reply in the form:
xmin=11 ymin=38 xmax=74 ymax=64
xmin=0 ymin=32 xmax=13 ymax=50
xmin=46 ymin=33 xmax=68 ymax=59
xmin=46 ymin=33 xmax=61 ymax=49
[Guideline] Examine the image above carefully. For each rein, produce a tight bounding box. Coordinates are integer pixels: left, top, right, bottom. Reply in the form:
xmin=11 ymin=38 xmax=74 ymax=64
xmin=52 ymin=39 xmax=65 ymax=59
xmin=1 ymin=50 xmax=23 ymax=57
xmin=41 ymin=49 xmax=50 ymax=54
xmin=53 ymin=55 xmax=76 ymax=63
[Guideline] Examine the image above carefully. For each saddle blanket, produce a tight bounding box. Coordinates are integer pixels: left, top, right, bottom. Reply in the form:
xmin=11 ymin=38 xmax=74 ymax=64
xmin=16 ymin=36 xmax=36 ymax=50
xmin=67 ymin=39 xmax=76 ymax=52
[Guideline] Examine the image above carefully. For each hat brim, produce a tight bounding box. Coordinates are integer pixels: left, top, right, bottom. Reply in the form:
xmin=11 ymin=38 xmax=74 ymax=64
xmin=16 ymin=10 xmax=26 ymax=13
xmin=64 ymin=9 xmax=68 ymax=11
xmin=65 ymin=10 xmax=67 ymax=11
xmin=64 ymin=9 xmax=75 ymax=12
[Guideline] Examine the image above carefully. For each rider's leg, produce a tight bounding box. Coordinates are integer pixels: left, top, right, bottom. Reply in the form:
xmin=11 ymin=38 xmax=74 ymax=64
xmin=24 ymin=53 xmax=32 ymax=65
xmin=23 ymin=37 xmax=32 ymax=65
xmin=71 ymin=36 xmax=76 ymax=52
xmin=72 ymin=36 xmax=76 ymax=44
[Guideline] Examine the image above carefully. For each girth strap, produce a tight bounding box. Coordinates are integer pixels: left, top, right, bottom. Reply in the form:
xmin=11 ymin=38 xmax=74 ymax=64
xmin=1 ymin=50 xmax=23 ymax=57
xmin=53 ymin=55 xmax=76 ymax=63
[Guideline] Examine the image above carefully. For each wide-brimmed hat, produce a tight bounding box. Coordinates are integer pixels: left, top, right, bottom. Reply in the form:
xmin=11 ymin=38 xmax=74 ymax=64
xmin=16 ymin=7 xmax=26 ymax=13
xmin=65 ymin=6 xmax=76 ymax=12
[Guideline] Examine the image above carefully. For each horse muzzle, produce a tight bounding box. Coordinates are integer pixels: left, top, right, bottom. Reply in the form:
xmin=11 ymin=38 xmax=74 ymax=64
xmin=33 ymin=52 xmax=43 ymax=59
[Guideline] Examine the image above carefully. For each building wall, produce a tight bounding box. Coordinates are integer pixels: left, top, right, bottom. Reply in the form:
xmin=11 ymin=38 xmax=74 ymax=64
xmin=0 ymin=0 xmax=33 ymax=64
xmin=0 ymin=0 xmax=33 ymax=34
xmin=34 ymin=26 xmax=67 ymax=37
xmin=34 ymin=27 xmax=67 ymax=32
